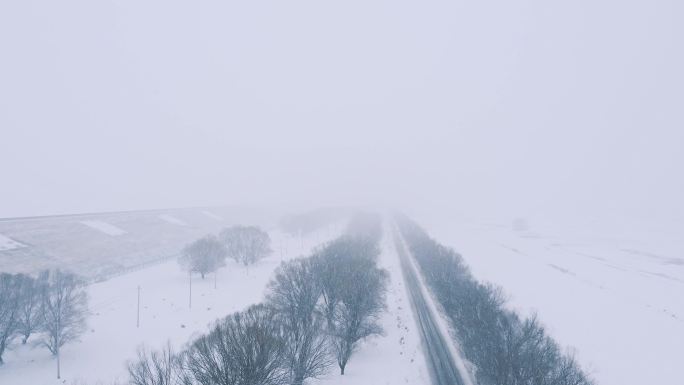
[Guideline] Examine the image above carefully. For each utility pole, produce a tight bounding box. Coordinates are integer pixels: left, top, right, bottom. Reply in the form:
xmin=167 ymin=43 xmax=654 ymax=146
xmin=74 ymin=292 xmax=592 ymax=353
xmin=137 ymin=285 xmax=141 ymax=328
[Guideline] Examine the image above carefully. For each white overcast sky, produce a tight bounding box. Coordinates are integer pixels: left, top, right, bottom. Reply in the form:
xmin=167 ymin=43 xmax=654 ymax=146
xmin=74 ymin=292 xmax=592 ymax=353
xmin=0 ymin=0 xmax=682 ymax=221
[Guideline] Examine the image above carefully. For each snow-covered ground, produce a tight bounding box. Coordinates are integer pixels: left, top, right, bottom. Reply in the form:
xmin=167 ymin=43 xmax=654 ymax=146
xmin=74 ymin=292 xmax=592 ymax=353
xmin=0 ymin=207 xmax=277 ymax=278
xmin=79 ymin=220 xmax=127 ymax=236
xmin=0 ymin=216 xmax=463 ymax=385
xmin=425 ymin=215 xmax=684 ymax=385
xmin=200 ymin=210 xmax=224 ymax=221
xmin=158 ymin=214 xmax=188 ymax=226
xmin=0 ymin=228 xmax=340 ymax=385
xmin=0 ymin=233 xmax=25 ymax=251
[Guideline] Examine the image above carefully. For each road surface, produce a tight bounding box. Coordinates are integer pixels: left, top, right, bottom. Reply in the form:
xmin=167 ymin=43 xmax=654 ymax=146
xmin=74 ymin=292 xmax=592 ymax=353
xmin=394 ymin=230 xmax=467 ymax=385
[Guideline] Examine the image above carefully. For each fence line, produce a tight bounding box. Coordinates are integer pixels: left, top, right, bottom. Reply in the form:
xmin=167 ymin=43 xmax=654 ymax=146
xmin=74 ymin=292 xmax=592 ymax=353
xmin=85 ymin=253 xmax=180 ymax=285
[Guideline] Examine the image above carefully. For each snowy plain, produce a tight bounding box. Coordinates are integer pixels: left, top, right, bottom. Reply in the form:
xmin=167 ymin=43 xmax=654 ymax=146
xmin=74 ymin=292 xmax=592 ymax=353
xmin=79 ymin=221 xmax=128 ymax=236
xmin=0 ymin=227 xmax=342 ymax=385
xmin=424 ymin=214 xmax=684 ymax=385
xmin=6 ymin=211 xmax=669 ymax=385
xmin=158 ymin=215 xmax=188 ymax=226
xmin=0 ymin=218 xmax=439 ymax=385
xmin=0 ymin=234 xmax=25 ymax=251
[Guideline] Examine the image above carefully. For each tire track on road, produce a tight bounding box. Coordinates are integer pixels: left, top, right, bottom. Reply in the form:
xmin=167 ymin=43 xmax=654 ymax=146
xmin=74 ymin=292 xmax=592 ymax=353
xmin=393 ymin=229 xmax=470 ymax=385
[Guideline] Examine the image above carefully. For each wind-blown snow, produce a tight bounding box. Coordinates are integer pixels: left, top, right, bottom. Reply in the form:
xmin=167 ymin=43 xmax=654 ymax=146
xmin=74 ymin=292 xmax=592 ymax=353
xmin=201 ymin=210 xmax=223 ymax=221
xmin=158 ymin=215 xmax=188 ymax=226
xmin=80 ymin=220 xmax=127 ymax=236
xmin=0 ymin=233 xmax=25 ymax=251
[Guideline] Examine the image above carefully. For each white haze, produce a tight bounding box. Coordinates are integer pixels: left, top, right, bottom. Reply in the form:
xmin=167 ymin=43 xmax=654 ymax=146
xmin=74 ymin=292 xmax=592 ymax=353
xmin=1 ymin=0 xmax=682 ymax=225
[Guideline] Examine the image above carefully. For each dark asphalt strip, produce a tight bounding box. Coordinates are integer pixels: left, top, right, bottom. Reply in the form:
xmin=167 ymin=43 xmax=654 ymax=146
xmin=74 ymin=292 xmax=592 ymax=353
xmin=394 ymin=231 xmax=466 ymax=385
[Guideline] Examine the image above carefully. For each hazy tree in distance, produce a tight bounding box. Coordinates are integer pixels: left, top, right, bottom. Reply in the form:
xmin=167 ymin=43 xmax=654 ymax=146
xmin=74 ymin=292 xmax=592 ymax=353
xmin=220 ymin=226 xmax=272 ymax=266
xmin=39 ymin=270 xmax=88 ymax=379
xmin=267 ymin=259 xmax=331 ymax=385
xmin=0 ymin=273 xmax=23 ymax=365
xmin=179 ymin=235 xmax=227 ymax=279
xmin=184 ymin=304 xmax=288 ymax=385
xmin=17 ymin=272 xmax=46 ymax=344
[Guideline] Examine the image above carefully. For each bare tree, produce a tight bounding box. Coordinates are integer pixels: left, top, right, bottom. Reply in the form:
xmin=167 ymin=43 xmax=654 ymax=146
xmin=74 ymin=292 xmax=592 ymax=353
xmin=310 ymin=253 xmax=342 ymax=330
xmin=128 ymin=342 xmax=189 ymax=385
xmin=220 ymin=226 xmax=272 ymax=266
xmin=0 ymin=273 xmax=23 ymax=365
xmin=39 ymin=270 xmax=88 ymax=379
xmin=184 ymin=304 xmax=287 ymax=385
xmin=331 ymin=264 xmax=387 ymax=374
xmin=550 ymin=351 xmax=594 ymax=385
xmin=311 ymin=237 xmax=380 ymax=329
xmin=179 ymin=235 xmax=227 ymax=279
xmin=309 ymin=235 xmax=386 ymax=375
xmin=267 ymin=259 xmax=331 ymax=385
xmin=17 ymin=272 xmax=46 ymax=344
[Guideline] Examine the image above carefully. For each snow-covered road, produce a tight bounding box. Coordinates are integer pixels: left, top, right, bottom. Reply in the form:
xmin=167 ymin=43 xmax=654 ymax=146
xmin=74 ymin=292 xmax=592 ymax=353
xmin=391 ymin=226 xmax=473 ymax=385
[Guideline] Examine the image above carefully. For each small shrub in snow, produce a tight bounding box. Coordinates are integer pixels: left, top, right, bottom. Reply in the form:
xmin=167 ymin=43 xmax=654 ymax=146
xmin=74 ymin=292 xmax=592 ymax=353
xmin=127 ymin=342 xmax=186 ymax=385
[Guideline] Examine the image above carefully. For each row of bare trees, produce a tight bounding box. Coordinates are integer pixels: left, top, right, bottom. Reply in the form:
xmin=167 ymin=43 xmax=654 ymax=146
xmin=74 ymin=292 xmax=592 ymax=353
xmin=179 ymin=226 xmax=272 ymax=279
xmin=128 ymin=215 xmax=387 ymax=385
xmin=396 ymin=216 xmax=594 ymax=385
xmin=0 ymin=270 xmax=88 ymax=378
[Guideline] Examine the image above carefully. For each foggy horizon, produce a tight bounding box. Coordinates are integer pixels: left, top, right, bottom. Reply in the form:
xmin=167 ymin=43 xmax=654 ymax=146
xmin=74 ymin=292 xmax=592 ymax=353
xmin=2 ymin=0 xmax=682 ymax=222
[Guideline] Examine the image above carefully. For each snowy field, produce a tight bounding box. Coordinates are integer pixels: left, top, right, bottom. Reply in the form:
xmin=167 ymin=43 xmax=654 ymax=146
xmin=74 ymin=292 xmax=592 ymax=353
xmin=0 ymin=234 xmax=25 ymax=251
xmin=0 ymin=228 xmax=343 ymax=385
xmin=158 ymin=215 xmax=188 ymax=226
xmin=425 ymin=215 xmax=684 ymax=385
xmin=0 ymin=207 xmax=279 ymax=278
xmin=8 ymin=210 xmax=670 ymax=385
xmin=0 ymin=218 xmax=438 ymax=385
xmin=79 ymin=221 xmax=128 ymax=236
